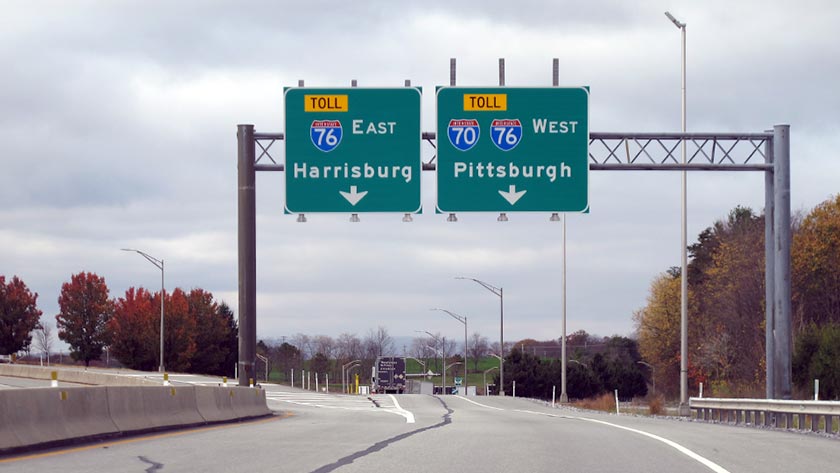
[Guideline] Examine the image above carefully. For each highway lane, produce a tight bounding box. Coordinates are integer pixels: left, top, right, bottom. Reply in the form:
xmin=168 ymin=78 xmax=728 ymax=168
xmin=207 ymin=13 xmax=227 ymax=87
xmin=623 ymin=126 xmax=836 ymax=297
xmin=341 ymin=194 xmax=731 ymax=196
xmin=431 ymin=396 xmax=840 ymax=473
xmin=341 ymin=395 xmax=716 ymax=473
xmin=3 ymin=386 xmax=839 ymax=472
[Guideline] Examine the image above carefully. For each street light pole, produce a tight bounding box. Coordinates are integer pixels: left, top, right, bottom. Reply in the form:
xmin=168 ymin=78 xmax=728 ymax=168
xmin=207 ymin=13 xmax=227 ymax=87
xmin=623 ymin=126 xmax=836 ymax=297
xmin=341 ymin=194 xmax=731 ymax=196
xmin=483 ymin=366 xmax=498 ymax=395
xmin=342 ymin=359 xmax=361 ymax=394
xmin=552 ymin=58 xmax=570 ymax=404
xmin=419 ymin=331 xmax=446 ymax=394
xmin=432 ymin=308 xmax=468 ymax=394
xmin=665 ymin=10 xmax=689 ymax=416
xmin=404 ymin=356 xmax=426 ymax=375
xmin=422 ymin=345 xmax=437 ymax=374
xmin=122 ymin=248 xmax=165 ymax=373
xmin=560 ymin=215 xmax=568 ymax=403
xmin=444 ymin=361 xmax=462 ymax=393
xmin=456 ymin=277 xmax=504 ymax=395
xmin=637 ymin=360 xmax=656 ymax=397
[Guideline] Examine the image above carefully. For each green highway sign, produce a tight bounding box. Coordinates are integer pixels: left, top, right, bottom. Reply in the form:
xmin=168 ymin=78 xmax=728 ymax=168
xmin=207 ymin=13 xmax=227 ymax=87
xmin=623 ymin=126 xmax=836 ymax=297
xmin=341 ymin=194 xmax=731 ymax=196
xmin=284 ymin=87 xmax=422 ymax=213
xmin=436 ymin=87 xmax=589 ymax=212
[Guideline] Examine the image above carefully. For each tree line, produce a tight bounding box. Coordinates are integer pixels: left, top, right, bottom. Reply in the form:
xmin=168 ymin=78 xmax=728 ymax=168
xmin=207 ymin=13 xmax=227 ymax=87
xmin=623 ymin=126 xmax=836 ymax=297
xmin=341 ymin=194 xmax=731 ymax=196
xmin=496 ymin=332 xmax=647 ymax=401
xmin=257 ymin=327 xmax=648 ymax=401
xmin=0 ymin=272 xmax=237 ymax=376
xmin=257 ymin=326 xmax=400 ymax=385
xmin=635 ymin=195 xmax=840 ymax=399
xmin=257 ymin=328 xmax=496 ymax=386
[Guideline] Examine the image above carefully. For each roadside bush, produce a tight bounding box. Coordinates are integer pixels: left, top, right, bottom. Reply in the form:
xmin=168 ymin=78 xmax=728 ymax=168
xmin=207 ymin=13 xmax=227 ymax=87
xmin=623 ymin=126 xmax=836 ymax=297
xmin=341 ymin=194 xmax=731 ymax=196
xmin=571 ymin=392 xmax=616 ymax=413
xmin=648 ymin=395 xmax=665 ymax=416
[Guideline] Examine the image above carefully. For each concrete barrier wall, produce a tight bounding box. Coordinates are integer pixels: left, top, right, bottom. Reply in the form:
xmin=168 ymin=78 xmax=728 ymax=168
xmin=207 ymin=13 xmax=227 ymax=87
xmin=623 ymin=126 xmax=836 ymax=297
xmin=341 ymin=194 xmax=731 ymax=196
xmin=229 ymin=387 xmax=270 ymax=418
xmin=195 ymin=386 xmax=237 ymax=423
xmin=107 ymin=386 xmax=205 ymax=432
xmin=0 ymin=385 xmax=272 ymax=454
xmin=0 ymin=390 xmax=19 ymax=450
xmin=0 ymin=364 xmax=159 ymax=386
xmin=0 ymin=387 xmax=118 ymax=451
xmin=193 ymin=386 xmax=270 ymax=423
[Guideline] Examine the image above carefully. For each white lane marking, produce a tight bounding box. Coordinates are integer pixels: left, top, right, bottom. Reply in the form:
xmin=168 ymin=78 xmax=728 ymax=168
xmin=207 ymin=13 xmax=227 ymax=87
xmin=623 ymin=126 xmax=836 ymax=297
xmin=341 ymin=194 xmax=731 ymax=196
xmin=513 ymin=409 xmax=731 ymax=473
xmin=454 ymin=395 xmax=505 ymax=411
xmin=269 ymin=398 xmax=381 ymax=412
xmin=266 ymin=393 xmax=414 ymax=423
xmin=388 ymin=394 xmax=416 ymax=424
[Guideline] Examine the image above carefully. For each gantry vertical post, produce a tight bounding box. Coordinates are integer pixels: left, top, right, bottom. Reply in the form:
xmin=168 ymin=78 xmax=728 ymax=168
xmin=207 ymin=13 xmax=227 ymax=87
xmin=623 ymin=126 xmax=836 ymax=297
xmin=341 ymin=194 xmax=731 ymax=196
xmin=237 ymin=124 xmax=257 ymax=387
xmin=764 ymin=134 xmax=775 ymax=398
xmin=773 ymin=124 xmax=791 ymax=400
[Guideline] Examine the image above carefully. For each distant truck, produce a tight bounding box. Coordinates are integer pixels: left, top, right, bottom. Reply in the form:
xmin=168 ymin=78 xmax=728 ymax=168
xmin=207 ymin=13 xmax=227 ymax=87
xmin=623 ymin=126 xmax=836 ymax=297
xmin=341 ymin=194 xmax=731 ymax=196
xmin=373 ymin=356 xmax=406 ymax=394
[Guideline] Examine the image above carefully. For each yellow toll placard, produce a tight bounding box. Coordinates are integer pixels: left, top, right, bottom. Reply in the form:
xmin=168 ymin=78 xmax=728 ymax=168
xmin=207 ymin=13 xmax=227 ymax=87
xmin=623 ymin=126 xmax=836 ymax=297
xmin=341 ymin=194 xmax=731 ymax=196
xmin=463 ymin=94 xmax=507 ymax=111
xmin=304 ymin=95 xmax=349 ymax=112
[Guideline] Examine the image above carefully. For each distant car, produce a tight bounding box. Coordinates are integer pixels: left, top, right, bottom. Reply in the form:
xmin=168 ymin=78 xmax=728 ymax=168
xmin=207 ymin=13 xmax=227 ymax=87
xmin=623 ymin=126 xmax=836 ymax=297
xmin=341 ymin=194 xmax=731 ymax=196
xmin=0 ymin=355 xmax=11 ymax=363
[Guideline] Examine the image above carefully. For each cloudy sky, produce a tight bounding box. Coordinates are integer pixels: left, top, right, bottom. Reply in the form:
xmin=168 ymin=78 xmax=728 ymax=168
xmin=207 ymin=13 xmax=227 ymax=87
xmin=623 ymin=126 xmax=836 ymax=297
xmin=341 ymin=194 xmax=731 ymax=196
xmin=2 ymin=1 xmax=839 ymax=351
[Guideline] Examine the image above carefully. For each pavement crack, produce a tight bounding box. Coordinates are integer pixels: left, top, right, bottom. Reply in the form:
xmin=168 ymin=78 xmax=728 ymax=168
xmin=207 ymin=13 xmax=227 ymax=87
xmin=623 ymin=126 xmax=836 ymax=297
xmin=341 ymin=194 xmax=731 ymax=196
xmin=138 ymin=456 xmax=164 ymax=472
xmin=310 ymin=396 xmax=453 ymax=473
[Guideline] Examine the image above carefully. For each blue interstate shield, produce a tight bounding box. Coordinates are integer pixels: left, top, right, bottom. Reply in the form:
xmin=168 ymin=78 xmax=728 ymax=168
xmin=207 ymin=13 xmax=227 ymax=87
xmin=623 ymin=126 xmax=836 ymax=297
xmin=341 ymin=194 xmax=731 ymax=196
xmin=490 ymin=119 xmax=522 ymax=151
xmin=310 ymin=120 xmax=343 ymax=152
xmin=447 ymin=119 xmax=480 ymax=152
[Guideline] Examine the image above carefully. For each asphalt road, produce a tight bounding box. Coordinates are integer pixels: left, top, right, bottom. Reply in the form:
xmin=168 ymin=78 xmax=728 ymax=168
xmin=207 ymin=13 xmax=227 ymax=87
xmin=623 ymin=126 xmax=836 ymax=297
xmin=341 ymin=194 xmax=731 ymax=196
xmin=2 ymin=381 xmax=839 ymax=472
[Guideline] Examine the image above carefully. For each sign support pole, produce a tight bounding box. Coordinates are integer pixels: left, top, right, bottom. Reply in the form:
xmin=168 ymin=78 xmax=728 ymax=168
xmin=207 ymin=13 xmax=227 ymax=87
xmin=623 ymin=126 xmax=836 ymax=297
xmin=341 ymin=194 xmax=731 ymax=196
xmin=498 ymin=58 xmax=505 ymax=397
xmin=237 ymin=124 xmax=257 ymax=387
xmin=764 ymin=135 xmax=775 ymax=398
xmin=554 ymin=58 xmax=570 ymax=404
xmin=773 ymin=124 xmax=792 ymax=399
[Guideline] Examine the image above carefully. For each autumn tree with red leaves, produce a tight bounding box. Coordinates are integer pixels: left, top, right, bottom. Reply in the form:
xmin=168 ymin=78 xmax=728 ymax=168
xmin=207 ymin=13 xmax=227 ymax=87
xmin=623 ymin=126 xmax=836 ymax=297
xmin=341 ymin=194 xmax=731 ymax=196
xmin=109 ymin=287 xmax=159 ymax=371
xmin=157 ymin=288 xmax=197 ymax=372
xmin=109 ymin=286 xmax=236 ymax=374
xmin=0 ymin=275 xmax=43 ymax=356
xmin=188 ymin=289 xmax=236 ymax=376
xmin=55 ymin=272 xmax=112 ymax=366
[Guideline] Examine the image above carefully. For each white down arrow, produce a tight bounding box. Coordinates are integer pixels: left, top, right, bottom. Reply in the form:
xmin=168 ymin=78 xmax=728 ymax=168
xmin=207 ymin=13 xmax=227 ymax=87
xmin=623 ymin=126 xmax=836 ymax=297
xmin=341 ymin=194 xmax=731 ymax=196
xmin=339 ymin=186 xmax=368 ymax=206
xmin=498 ymin=185 xmax=527 ymax=205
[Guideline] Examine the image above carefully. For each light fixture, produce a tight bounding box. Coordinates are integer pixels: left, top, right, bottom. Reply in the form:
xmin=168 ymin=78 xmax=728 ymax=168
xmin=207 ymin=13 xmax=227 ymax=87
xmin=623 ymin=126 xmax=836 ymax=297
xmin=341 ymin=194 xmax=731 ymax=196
xmin=447 ymin=213 xmax=458 ymax=222
xmin=497 ymin=213 xmax=508 ymax=222
xmin=349 ymin=213 xmax=360 ymax=223
xmin=402 ymin=213 xmax=413 ymax=222
xmin=664 ymin=11 xmax=685 ymax=28
xmin=296 ymin=214 xmax=307 ymax=223
xmin=550 ymin=213 xmax=561 ymax=222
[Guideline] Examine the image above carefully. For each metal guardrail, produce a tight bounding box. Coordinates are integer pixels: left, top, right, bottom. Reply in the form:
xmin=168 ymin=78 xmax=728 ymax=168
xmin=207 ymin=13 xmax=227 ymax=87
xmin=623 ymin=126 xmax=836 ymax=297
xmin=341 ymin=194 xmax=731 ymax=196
xmin=690 ymin=397 xmax=840 ymax=435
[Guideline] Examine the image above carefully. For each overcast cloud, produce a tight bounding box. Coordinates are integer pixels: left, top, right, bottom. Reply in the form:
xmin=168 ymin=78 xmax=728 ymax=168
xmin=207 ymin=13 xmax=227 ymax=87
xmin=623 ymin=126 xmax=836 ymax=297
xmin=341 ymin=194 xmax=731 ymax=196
xmin=2 ymin=1 xmax=839 ymax=351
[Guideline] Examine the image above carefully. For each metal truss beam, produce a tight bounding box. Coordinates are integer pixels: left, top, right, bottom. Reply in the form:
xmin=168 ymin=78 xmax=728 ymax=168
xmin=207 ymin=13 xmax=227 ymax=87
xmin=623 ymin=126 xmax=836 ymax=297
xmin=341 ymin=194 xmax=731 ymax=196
xmin=253 ymin=131 xmax=773 ymax=172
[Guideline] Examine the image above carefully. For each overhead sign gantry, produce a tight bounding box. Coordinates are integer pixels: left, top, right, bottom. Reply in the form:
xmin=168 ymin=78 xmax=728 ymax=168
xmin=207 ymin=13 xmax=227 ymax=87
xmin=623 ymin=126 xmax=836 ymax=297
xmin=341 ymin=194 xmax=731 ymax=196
xmin=239 ymin=58 xmax=791 ymax=409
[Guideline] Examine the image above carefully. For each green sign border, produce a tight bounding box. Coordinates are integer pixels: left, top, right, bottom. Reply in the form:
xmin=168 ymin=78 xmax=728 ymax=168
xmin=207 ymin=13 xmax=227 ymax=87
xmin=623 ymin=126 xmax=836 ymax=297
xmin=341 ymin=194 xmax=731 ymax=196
xmin=435 ymin=86 xmax=590 ymax=213
xmin=283 ymin=87 xmax=423 ymax=214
